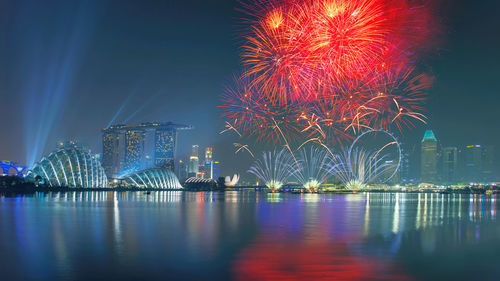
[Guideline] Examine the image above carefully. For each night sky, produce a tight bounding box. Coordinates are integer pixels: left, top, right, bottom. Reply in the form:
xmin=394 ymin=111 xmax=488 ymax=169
xmin=0 ymin=0 xmax=499 ymax=177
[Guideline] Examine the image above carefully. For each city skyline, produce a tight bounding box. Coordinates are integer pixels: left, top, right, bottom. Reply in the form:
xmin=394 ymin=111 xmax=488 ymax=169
xmin=0 ymin=0 xmax=499 ymax=179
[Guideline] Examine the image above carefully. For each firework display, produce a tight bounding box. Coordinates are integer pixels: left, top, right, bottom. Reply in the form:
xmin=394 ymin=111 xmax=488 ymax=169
xmin=291 ymin=146 xmax=330 ymax=190
xmin=222 ymin=0 xmax=435 ymax=144
xmin=248 ymin=147 xmax=295 ymax=189
xmin=327 ymin=146 xmax=399 ymax=189
xmin=248 ymin=130 xmax=401 ymax=190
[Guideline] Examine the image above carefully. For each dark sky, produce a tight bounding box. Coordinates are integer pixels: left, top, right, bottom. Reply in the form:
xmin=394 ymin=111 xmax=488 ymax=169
xmin=0 ymin=0 xmax=499 ymax=177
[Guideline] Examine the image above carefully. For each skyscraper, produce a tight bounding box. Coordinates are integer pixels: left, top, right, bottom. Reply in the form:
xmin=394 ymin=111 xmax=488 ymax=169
xmin=102 ymin=131 xmax=124 ymax=179
xmin=420 ymin=130 xmax=437 ymax=183
xmin=460 ymin=145 xmax=495 ymax=183
xmin=481 ymin=145 xmax=495 ymax=182
xmin=102 ymin=122 xmax=191 ymax=179
xmin=212 ymin=159 xmax=220 ymax=180
xmin=442 ymin=147 xmax=458 ymax=183
xmin=399 ymin=145 xmax=412 ymax=183
xmin=205 ymin=147 xmax=213 ymax=162
xmin=462 ymin=145 xmax=482 ymax=182
xmin=202 ymin=147 xmax=215 ymax=179
xmin=188 ymin=145 xmax=199 ymax=178
xmin=175 ymin=159 xmax=188 ymax=182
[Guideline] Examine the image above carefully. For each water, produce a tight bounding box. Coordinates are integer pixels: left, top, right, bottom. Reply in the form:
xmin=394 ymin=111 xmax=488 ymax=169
xmin=1 ymin=191 xmax=500 ymax=281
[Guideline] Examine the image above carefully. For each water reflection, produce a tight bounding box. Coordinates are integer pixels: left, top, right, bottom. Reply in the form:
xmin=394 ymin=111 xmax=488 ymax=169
xmin=362 ymin=193 xmax=498 ymax=236
xmin=0 ymin=192 xmax=500 ymax=280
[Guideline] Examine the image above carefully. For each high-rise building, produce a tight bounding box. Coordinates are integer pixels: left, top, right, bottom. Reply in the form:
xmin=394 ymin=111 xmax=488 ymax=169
xmin=188 ymin=145 xmax=199 ymax=178
xmin=205 ymin=147 xmax=213 ymax=162
xmin=212 ymin=159 xmax=220 ymax=180
xmin=481 ymin=145 xmax=495 ymax=182
xmin=201 ymin=146 xmax=219 ymax=180
xmin=441 ymin=147 xmax=458 ymax=183
xmin=460 ymin=145 xmax=495 ymax=183
xmin=399 ymin=145 xmax=411 ymax=183
xmin=175 ymin=159 xmax=188 ymax=182
xmin=102 ymin=131 xmax=125 ymax=179
xmin=102 ymin=122 xmax=191 ymax=179
xmin=420 ymin=130 xmax=438 ymax=183
xmin=462 ymin=145 xmax=482 ymax=182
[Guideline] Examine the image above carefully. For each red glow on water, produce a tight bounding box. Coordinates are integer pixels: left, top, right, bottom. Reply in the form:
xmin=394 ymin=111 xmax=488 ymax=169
xmin=232 ymin=236 xmax=412 ymax=281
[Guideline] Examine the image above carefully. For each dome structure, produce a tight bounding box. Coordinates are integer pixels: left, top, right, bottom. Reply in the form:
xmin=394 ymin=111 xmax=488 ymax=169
xmin=120 ymin=167 xmax=182 ymax=189
xmin=184 ymin=177 xmax=216 ymax=185
xmin=183 ymin=177 xmax=217 ymax=189
xmin=28 ymin=145 xmax=108 ymax=188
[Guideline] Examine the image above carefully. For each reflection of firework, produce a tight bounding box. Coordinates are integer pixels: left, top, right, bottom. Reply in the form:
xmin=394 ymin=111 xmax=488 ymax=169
xmin=233 ymin=236 xmax=411 ymax=281
xmin=248 ymin=147 xmax=294 ymax=189
xmin=221 ymin=0 xmax=437 ymax=144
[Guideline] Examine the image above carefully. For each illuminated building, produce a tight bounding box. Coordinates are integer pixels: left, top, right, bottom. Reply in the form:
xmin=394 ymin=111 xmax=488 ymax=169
xmin=102 ymin=131 xmax=124 ymax=180
xmin=212 ymin=159 xmax=220 ymax=179
xmin=442 ymin=147 xmax=458 ymax=183
xmin=203 ymin=161 xmax=212 ymax=179
xmin=205 ymin=147 xmax=213 ymax=161
xmin=188 ymin=145 xmax=199 ymax=178
xmin=201 ymin=146 xmax=218 ymax=180
xmin=102 ymin=122 xmax=191 ymax=179
xmin=420 ymin=130 xmax=437 ymax=183
xmin=154 ymin=128 xmax=177 ymax=169
xmin=27 ymin=142 xmax=108 ymax=188
xmin=202 ymin=159 xmax=219 ymax=180
xmin=124 ymin=130 xmax=145 ymax=173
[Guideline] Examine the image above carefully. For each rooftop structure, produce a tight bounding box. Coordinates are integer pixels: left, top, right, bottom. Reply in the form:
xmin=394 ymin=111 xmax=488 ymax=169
xmin=102 ymin=122 xmax=191 ymax=179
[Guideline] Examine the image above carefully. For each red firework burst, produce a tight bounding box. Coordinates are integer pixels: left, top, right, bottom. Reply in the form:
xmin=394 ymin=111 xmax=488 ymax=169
xmin=222 ymin=0 xmax=438 ymax=144
xmin=221 ymin=75 xmax=303 ymax=144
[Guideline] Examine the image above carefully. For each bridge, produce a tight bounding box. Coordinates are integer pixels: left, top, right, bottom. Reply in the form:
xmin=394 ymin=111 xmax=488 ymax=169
xmin=0 ymin=161 xmax=27 ymax=176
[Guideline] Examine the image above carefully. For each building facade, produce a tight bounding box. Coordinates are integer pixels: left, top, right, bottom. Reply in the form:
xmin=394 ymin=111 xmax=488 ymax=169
xmin=441 ymin=147 xmax=458 ymax=183
xmin=460 ymin=145 xmax=495 ymax=183
xmin=188 ymin=145 xmax=199 ymax=178
xmin=175 ymin=159 xmax=188 ymax=182
xmin=420 ymin=130 xmax=438 ymax=183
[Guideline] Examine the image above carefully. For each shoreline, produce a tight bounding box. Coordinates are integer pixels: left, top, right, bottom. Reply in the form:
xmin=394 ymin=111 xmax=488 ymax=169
xmin=0 ymin=186 xmax=498 ymax=195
